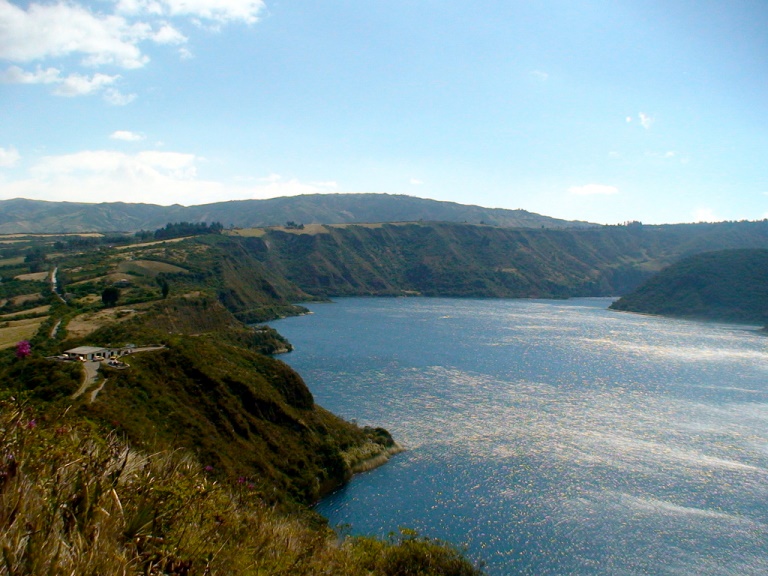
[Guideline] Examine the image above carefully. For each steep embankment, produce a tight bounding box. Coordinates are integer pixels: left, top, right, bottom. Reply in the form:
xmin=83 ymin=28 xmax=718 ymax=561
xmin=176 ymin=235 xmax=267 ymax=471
xmin=241 ymin=220 xmax=768 ymax=299
xmin=609 ymin=249 xmax=768 ymax=324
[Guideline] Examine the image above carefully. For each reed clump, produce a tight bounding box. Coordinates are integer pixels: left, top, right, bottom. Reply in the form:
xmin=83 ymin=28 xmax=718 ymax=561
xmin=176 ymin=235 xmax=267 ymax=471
xmin=0 ymin=403 xmax=483 ymax=575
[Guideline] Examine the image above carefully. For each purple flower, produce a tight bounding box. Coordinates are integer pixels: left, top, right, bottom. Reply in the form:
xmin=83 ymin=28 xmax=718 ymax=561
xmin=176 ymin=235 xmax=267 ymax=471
xmin=26 ymin=419 xmax=36 ymax=430
xmin=204 ymin=465 xmax=214 ymax=472
xmin=15 ymin=341 xmax=31 ymax=360
xmin=237 ymin=476 xmax=246 ymax=484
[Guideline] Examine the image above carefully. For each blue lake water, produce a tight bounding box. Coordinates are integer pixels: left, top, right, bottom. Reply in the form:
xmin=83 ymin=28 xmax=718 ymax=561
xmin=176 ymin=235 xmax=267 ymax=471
xmin=270 ymin=297 xmax=768 ymax=575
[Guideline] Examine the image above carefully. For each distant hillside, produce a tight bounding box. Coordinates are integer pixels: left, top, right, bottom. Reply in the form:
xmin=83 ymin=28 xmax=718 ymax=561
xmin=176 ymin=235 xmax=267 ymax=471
xmin=609 ymin=249 xmax=768 ymax=324
xmin=0 ymin=194 xmax=592 ymax=233
xmin=239 ymin=220 xmax=768 ymax=299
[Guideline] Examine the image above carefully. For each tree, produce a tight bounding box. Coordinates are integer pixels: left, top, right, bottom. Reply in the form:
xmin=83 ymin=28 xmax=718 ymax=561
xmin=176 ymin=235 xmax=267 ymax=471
xmin=102 ymin=286 xmax=120 ymax=307
xmin=157 ymin=276 xmax=170 ymax=299
xmin=24 ymin=248 xmax=46 ymax=273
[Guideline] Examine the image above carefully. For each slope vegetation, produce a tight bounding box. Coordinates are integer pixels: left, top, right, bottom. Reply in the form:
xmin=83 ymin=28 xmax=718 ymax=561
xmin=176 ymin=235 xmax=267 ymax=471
xmin=609 ymin=249 xmax=768 ymax=324
xmin=244 ymin=220 xmax=768 ymax=299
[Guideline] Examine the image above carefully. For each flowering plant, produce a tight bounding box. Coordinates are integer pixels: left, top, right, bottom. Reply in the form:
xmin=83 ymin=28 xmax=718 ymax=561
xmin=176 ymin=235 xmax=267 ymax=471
xmin=15 ymin=341 xmax=31 ymax=360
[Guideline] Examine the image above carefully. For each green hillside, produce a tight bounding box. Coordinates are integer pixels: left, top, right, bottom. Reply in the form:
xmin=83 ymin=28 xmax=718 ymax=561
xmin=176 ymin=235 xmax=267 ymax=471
xmin=609 ymin=249 xmax=768 ymax=324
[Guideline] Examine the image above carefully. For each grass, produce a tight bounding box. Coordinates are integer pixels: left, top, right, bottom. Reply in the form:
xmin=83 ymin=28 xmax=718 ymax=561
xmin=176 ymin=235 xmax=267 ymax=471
xmin=0 ymin=256 xmax=24 ymax=266
xmin=113 ymin=237 xmax=191 ymax=251
xmin=117 ymin=260 xmax=188 ymax=276
xmin=13 ymin=272 xmax=49 ymax=282
xmin=0 ymin=317 xmax=48 ymax=349
xmin=0 ymin=306 xmax=51 ymax=320
xmin=225 ymin=228 xmax=266 ymax=237
xmin=0 ymin=402 xmax=484 ymax=575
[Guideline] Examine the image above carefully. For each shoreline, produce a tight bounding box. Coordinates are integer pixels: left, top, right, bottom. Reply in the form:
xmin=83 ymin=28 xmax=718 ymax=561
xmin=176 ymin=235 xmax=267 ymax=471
xmin=348 ymin=443 xmax=405 ymax=475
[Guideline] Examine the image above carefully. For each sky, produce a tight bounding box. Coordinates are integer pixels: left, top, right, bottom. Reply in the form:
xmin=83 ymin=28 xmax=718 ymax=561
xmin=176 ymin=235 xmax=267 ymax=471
xmin=1 ymin=0 xmax=767 ymax=225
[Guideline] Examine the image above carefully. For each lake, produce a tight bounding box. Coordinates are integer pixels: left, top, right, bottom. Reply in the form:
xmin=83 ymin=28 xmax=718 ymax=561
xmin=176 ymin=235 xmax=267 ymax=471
xmin=270 ymin=297 xmax=768 ymax=575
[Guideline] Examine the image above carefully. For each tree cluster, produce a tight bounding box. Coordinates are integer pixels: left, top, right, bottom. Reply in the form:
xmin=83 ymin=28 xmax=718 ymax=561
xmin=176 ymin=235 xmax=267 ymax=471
xmin=154 ymin=221 xmax=224 ymax=240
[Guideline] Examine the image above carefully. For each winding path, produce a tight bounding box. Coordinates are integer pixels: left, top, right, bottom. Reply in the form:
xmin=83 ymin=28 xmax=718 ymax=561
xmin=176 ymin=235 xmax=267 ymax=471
xmin=71 ymin=360 xmax=100 ymax=399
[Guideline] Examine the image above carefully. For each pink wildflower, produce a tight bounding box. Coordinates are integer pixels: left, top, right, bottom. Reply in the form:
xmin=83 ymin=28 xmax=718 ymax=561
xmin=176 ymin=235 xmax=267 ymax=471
xmin=15 ymin=341 xmax=31 ymax=360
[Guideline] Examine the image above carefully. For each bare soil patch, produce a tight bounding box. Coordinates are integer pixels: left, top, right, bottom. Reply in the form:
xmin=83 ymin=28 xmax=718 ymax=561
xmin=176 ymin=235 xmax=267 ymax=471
xmin=66 ymin=307 xmax=146 ymax=339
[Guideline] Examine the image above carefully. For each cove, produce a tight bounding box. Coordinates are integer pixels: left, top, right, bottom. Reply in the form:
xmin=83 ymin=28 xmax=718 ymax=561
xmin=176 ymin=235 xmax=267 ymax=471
xmin=271 ymin=297 xmax=768 ymax=575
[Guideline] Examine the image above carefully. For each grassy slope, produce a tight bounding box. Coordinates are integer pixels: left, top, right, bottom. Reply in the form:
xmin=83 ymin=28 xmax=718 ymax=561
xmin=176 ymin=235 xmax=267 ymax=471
xmin=0 ymin=402 xmax=481 ymax=575
xmin=609 ymin=248 xmax=768 ymax=324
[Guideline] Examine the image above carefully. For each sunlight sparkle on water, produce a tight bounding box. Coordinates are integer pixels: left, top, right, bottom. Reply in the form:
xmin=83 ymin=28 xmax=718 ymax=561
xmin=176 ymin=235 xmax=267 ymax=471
xmin=272 ymin=298 xmax=768 ymax=575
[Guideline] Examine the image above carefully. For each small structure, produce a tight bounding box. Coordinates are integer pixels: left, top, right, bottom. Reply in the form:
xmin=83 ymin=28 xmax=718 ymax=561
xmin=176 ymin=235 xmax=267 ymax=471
xmin=64 ymin=346 xmax=116 ymax=361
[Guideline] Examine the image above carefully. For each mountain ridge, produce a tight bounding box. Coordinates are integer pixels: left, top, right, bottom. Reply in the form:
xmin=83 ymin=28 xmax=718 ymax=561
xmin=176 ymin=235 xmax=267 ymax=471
xmin=0 ymin=194 xmax=594 ymax=233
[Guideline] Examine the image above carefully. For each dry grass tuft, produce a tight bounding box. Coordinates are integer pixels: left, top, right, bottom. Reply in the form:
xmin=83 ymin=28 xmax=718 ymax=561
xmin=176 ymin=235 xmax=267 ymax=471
xmin=0 ymin=403 xmax=483 ymax=575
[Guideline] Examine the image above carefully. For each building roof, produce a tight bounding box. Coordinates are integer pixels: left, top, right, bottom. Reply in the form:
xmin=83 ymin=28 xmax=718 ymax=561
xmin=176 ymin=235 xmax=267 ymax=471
xmin=64 ymin=346 xmax=108 ymax=354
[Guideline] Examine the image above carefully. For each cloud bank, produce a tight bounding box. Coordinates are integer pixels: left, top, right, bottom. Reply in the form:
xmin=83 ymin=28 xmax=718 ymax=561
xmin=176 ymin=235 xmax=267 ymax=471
xmin=0 ymin=0 xmax=264 ymax=102
xmin=0 ymin=149 xmax=335 ymax=206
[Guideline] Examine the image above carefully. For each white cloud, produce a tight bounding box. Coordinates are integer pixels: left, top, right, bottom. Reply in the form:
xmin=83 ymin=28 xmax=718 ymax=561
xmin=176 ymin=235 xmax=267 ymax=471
xmin=159 ymin=0 xmax=265 ymax=24
xmin=625 ymin=113 xmax=654 ymax=129
xmin=103 ymin=88 xmax=137 ymax=106
xmin=259 ymin=173 xmax=282 ymax=183
xmin=31 ymin=150 xmax=198 ymax=179
xmin=53 ymin=72 xmax=120 ymax=96
xmin=0 ymin=146 xmax=20 ymax=167
xmin=0 ymin=150 xmax=334 ymax=205
xmin=0 ymin=65 xmax=60 ymax=85
xmin=0 ymin=0 xmax=264 ymax=102
xmin=530 ymin=70 xmax=549 ymax=82
xmin=0 ymin=0 xmax=149 ymax=68
xmin=410 ymin=178 xmax=424 ymax=185
xmin=693 ymin=207 xmax=718 ymax=223
xmin=153 ymin=23 xmax=187 ymax=44
xmin=646 ymin=150 xmax=677 ymax=159
xmin=1 ymin=65 xmax=132 ymax=103
xmin=311 ymin=180 xmax=338 ymax=189
xmin=568 ymin=184 xmax=619 ymax=196
xmin=117 ymin=0 xmax=265 ymax=24
xmin=110 ymin=130 xmax=145 ymax=142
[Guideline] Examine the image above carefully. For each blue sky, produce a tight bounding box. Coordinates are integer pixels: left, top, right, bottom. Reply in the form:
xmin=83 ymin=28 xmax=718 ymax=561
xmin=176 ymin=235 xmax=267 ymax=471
xmin=1 ymin=0 xmax=767 ymax=224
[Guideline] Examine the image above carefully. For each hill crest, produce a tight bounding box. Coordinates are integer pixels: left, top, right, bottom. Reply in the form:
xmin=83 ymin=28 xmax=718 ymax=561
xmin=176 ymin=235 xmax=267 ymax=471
xmin=0 ymin=193 xmax=593 ymax=233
